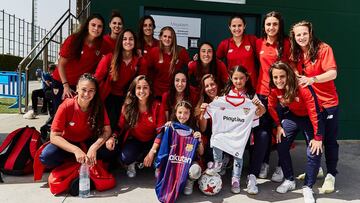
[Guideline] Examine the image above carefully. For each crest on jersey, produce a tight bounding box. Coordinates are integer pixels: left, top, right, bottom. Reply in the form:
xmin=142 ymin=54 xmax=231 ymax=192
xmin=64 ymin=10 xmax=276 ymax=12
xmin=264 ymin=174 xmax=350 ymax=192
xmin=95 ymin=50 xmax=100 ymax=56
xmin=245 ymin=45 xmax=251 ymax=51
xmin=228 ymin=49 xmax=233 ymax=53
xmin=243 ymin=107 xmax=250 ymax=115
xmin=260 ymin=50 xmax=264 ymax=55
xmin=295 ymin=97 xmax=300 ymax=102
xmin=148 ymin=116 xmax=153 ymax=123
xmin=185 ymin=144 xmax=194 ymax=152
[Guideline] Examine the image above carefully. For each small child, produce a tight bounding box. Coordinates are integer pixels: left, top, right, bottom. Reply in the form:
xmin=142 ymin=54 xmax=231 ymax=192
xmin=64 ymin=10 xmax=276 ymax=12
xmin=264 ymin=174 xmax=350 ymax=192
xmin=144 ymin=101 xmax=204 ymax=203
xmin=203 ymin=66 xmax=265 ymax=194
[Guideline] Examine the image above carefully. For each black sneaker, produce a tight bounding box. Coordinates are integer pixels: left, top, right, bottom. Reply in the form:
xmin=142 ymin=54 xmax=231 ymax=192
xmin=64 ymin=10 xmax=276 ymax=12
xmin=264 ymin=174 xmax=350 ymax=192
xmin=0 ymin=171 xmax=4 ymax=183
xmin=69 ymin=177 xmax=79 ymax=196
xmin=69 ymin=177 xmax=95 ymax=196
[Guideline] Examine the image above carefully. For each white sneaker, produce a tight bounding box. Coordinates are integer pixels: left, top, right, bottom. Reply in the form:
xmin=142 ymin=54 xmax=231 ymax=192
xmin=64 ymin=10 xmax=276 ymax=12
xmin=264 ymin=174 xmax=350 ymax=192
xmin=183 ymin=179 xmax=194 ymax=195
xmin=276 ymin=179 xmax=296 ymax=194
xmin=271 ymin=166 xmax=284 ymax=182
xmin=297 ymin=166 xmax=325 ymax=180
xmin=126 ymin=162 xmax=136 ymax=178
xmin=320 ymin=173 xmax=335 ymax=194
xmin=23 ymin=110 xmax=36 ymax=119
xmin=303 ymin=186 xmax=315 ymax=203
xmin=206 ymin=161 xmax=222 ymax=175
xmin=317 ymin=167 xmax=324 ymax=178
xmin=231 ymin=176 xmax=241 ymax=194
xmin=259 ymin=163 xmax=269 ymax=179
xmin=247 ymin=174 xmax=258 ymax=195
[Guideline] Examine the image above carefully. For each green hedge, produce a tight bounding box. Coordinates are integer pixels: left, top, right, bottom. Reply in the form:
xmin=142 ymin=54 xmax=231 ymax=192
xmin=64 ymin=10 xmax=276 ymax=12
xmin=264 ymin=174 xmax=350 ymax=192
xmin=0 ymin=54 xmax=44 ymax=80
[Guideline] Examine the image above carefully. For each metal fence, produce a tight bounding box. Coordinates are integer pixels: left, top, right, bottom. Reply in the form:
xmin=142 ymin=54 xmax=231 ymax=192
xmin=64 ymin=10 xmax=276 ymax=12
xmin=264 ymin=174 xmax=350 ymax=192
xmin=0 ymin=9 xmax=64 ymax=63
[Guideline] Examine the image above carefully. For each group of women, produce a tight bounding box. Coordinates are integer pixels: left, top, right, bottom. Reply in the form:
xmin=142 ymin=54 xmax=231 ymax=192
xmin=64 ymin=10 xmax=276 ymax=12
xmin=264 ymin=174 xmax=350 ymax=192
xmin=38 ymin=9 xmax=339 ymax=203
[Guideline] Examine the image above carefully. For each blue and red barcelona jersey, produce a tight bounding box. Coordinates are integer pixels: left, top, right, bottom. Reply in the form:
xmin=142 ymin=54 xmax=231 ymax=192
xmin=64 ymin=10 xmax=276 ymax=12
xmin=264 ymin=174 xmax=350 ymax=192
xmin=155 ymin=122 xmax=199 ymax=203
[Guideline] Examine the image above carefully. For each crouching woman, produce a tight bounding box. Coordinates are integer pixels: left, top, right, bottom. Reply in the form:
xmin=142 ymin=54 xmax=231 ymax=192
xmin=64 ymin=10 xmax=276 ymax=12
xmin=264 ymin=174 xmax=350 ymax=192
xmin=40 ymin=73 xmax=114 ymax=168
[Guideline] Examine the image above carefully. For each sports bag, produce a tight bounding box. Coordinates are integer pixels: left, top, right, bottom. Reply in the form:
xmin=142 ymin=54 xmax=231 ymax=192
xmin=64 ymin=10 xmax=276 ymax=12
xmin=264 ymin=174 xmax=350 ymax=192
xmin=0 ymin=126 xmax=42 ymax=175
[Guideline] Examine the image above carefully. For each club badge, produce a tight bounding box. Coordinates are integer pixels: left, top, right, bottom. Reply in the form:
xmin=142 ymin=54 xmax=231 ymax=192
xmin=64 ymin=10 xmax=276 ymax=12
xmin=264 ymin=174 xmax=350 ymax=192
xmin=185 ymin=144 xmax=194 ymax=152
xmin=243 ymin=107 xmax=250 ymax=115
xmin=245 ymin=45 xmax=251 ymax=51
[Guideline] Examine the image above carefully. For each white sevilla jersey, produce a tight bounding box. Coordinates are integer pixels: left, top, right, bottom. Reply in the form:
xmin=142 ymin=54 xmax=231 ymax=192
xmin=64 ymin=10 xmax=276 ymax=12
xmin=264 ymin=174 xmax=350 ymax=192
xmin=204 ymin=95 xmax=257 ymax=159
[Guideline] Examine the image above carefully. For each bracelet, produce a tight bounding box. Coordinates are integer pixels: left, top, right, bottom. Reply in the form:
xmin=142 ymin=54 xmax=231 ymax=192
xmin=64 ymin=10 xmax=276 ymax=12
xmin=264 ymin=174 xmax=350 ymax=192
xmin=62 ymin=81 xmax=69 ymax=85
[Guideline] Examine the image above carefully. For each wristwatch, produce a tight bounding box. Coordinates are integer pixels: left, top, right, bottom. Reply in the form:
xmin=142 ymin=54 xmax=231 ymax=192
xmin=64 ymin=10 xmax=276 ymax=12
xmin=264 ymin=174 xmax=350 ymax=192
xmin=312 ymin=76 xmax=318 ymax=83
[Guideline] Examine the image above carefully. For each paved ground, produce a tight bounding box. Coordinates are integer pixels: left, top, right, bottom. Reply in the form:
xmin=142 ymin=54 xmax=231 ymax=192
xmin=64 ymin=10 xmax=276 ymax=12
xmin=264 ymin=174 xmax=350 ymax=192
xmin=0 ymin=81 xmax=359 ymax=202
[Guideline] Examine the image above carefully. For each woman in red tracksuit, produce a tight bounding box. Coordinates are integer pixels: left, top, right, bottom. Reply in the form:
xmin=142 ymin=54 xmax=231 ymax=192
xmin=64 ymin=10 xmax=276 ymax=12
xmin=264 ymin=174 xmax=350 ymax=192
xmin=216 ymin=14 xmax=258 ymax=87
xmin=290 ymin=20 xmax=339 ymax=194
xmin=52 ymin=13 xmax=111 ymax=113
xmin=267 ymin=61 xmax=324 ymax=202
xmin=147 ymin=26 xmax=190 ymax=100
xmin=95 ymin=29 xmax=148 ymax=132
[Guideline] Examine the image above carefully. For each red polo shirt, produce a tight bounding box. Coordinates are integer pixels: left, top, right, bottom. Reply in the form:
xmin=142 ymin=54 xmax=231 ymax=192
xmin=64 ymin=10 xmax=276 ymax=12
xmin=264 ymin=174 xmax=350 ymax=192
xmin=95 ymin=53 xmax=148 ymax=96
xmin=141 ymin=38 xmax=159 ymax=57
xmin=147 ymin=46 xmax=191 ymax=97
xmin=103 ymin=34 xmax=116 ymax=52
xmin=51 ymin=97 xmax=110 ymax=143
xmin=118 ymin=101 xmax=165 ymax=142
xmin=53 ymin=35 xmax=112 ymax=85
xmin=188 ymin=59 xmax=229 ymax=92
xmin=268 ymin=87 xmax=323 ymax=141
xmin=216 ymin=35 xmax=258 ymax=87
xmin=296 ymin=43 xmax=338 ymax=108
xmin=256 ymin=38 xmax=290 ymax=96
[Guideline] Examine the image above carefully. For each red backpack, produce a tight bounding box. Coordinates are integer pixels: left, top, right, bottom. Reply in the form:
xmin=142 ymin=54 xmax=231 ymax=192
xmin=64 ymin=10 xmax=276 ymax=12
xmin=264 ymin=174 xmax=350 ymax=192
xmin=0 ymin=126 xmax=42 ymax=175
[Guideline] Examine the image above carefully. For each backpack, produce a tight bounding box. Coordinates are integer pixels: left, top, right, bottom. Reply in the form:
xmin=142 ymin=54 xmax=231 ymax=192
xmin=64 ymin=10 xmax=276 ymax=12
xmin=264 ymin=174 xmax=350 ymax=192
xmin=0 ymin=126 xmax=42 ymax=175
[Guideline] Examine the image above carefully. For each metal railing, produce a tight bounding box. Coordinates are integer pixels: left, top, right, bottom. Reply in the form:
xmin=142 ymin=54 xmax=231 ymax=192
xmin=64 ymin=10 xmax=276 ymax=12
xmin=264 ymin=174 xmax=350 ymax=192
xmin=0 ymin=9 xmax=62 ymax=62
xmin=17 ymin=0 xmax=91 ymax=113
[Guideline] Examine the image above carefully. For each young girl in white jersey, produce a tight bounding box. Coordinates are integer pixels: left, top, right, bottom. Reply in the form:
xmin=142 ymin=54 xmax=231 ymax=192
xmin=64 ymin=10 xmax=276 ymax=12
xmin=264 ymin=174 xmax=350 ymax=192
xmin=204 ymin=66 xmax=265 ymax=194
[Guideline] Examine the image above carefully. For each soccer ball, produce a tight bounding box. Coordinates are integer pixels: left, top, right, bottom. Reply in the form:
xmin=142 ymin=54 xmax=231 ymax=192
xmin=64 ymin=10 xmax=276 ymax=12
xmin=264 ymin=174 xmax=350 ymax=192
xmin=198 ymin=172 xmax=222 ymax=195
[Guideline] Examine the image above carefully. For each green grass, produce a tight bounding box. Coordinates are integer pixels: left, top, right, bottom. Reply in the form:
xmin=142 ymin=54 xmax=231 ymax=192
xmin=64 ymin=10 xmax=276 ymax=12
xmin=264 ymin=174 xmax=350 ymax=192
xmin=0 ymin=98 xmax=21 ymax=113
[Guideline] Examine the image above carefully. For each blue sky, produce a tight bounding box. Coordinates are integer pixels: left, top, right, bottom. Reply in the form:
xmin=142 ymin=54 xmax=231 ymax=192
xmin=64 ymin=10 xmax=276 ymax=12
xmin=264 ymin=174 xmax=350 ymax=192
xmin=0 ymin=0 xmax=76 ymax=30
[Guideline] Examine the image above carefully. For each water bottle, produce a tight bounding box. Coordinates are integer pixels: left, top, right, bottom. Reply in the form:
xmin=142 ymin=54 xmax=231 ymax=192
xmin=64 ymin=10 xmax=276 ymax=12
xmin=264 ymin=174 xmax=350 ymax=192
xmin=79 ymin=163 xmax=90 ymax=198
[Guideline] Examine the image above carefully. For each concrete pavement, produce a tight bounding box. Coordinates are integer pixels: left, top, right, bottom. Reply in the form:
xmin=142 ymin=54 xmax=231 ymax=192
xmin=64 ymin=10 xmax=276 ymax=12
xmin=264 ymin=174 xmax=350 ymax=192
xmin=0 ymin=106 xmax=359 ymax=202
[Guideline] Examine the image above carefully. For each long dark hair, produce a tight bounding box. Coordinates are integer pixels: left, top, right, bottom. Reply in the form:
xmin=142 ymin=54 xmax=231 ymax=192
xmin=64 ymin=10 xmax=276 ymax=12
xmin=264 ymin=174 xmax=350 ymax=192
xmin=193 ymin=42 xmax=218 ymax=84
xmin=228 ymin=14 xmax=247 ymax=27
xmin=194 ymin=74 xmax=218 ymax=118
xmin=110 ymin=29 xmax=138 ymax=81
xmin=123 ymin=75 xmax=154 ymax=128
xmin=222 ymin=66 xmax=255 ymax=98
xmin=269 ymin=61 xmax=298 ymax=103
xmin=262 ymin=11 xmax=287 ymax=60
xmin=167 ymin=70 xmax=191 ymax=116
xmin=138 ymin=15 xmax=156 ymax=54
xmin=170 ymin=100 xmax=195 ymax=129
xmin=77 ymin=73 xmax=104 ymax=137
xmin=289 ymin=20 xmax=322 ymax=63
xmin=72 ymin=13 xmax=105 ymax=59
xmin=108 ymin=10 xmax=124 ymax=34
